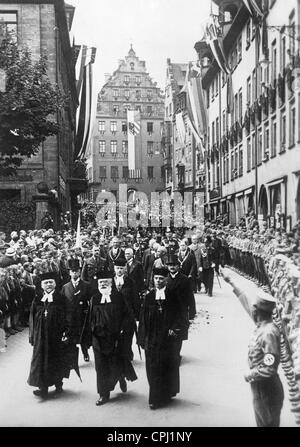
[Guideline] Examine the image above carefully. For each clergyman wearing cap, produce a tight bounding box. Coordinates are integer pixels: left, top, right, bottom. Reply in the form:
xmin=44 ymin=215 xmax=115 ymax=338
xmin=81 ymin=270 xmax=137 ymax=406
xmin=138 ymin=266 xmax=186 ymax=410
xmin=244 ymin=293 xmax=284 ymax=427
xmin=27 ymin=270 xmax=71 ymax=399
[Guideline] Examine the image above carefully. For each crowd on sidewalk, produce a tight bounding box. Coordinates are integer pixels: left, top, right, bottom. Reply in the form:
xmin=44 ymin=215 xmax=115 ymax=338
xmin=0 ymin=215 xmax=300 ymax=423
xmin=1 ymin=216 xmax=300 ymax=349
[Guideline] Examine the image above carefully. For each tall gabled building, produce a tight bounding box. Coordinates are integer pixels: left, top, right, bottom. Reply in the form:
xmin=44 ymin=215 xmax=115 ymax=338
xmin=86 ymin=46 xmax=165 ymax=202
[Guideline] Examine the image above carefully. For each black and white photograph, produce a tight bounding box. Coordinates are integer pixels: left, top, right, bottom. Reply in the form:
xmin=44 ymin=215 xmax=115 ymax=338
xmin=0 ymin=0 xmax=300 ymax=433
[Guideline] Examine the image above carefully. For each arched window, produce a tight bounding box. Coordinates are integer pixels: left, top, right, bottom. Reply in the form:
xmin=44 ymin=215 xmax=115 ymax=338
xmin=130 ymin=62 xmax=135 ymax=71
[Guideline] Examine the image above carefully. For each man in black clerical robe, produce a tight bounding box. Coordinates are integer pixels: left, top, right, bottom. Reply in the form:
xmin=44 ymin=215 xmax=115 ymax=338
xmin=28 ymin=271 xmax=70 ymax=398
xmin=138 ymin=266 xmax=187 ymax=410
xmin=83 ymin=271 xmax=137 ymax=406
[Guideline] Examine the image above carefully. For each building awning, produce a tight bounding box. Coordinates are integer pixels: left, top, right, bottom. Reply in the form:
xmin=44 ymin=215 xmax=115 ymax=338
xmin=220 ymin=198 xmax=226 ymax=203
xmin=227 ymin=195 xmax=232 ymax=200
xmin=267 ymin=176 xmax=287 ymax=188
xmin=236 ymin=191 xmax=244 ymax=198
xmin=244 ymin=187 xmax=254 ymax=195
xmin=210 ymin=199 xmax=219 ymax=205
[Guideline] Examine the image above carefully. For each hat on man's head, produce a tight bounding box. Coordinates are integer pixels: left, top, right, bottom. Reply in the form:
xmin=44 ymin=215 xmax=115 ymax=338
xmin=254 ymin=293 xmax=277 ymax=313
xmin=114 ymin=258 xmax=126 ymax=267
xmin=96 ymin=270 xmax=113 ymax=280
xmin=166 ymin=255 xmax=180 ymax=265
xmin=67 ymin=258 xmax=81 ymax=271
xmin=39 ymin=271 xmax=58 ymax=282
xmin=153 ymin=267 xmax=169 ymax=277
xmin=6 ymin=247 xmax=16 ymax=257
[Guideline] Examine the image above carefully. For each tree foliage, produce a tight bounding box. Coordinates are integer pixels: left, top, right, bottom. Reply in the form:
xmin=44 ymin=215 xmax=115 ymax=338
xmin=0 ymin=32 xmax=68 ymax=176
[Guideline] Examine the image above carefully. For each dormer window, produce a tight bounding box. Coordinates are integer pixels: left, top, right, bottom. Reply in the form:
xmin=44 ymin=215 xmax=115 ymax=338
xmin=130 ymin=62 xmax=135 ymax=71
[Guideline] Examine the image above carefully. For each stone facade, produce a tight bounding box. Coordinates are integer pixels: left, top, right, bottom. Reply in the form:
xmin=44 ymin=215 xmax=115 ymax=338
xmin=86 ymin=46 xmax=165 ymax=202
xmin=196 ymin=0 xmax=300 ymax=227
xmin=0 ymin=0 xmax=78 ymax=223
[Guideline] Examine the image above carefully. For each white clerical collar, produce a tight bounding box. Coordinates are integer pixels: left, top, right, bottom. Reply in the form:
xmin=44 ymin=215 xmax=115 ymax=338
xmin=155 ymin=287 xmax=166 ymax=300
xmin=41 ymin=291 xmax=54 ymax=302
xmin=72 ymin=279 xmax=80 ymax=288
xmin=170 ymin=272 xmax=179 ymax=279
xmin=115 ymin=276 xmax=124 ymax=286
xmin=99 ymin=289 xmax=111 ymax=303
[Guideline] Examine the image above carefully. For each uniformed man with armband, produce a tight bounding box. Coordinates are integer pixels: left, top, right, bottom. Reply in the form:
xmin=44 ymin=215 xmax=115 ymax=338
xmin=245 ymin=293 xmax=284 ymax=427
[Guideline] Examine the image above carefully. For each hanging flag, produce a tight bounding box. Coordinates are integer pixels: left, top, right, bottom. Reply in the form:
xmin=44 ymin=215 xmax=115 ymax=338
xmin=186 ymin=115 xmax=205 ymax=153
xmin=75 ymin=213 xmax=82 ymax=248
xmin=243 ymin=0 xmax=264 ymax=19
xmin=76 ymin=46 xmax=97 ymax=160
xmin=127 ymin=110 xmax=141 ymax=176
xmin=227 ymin=72 xmax=234 ymax=114
xmin=175 ymin=112 xmax=186 ymax=145
xmin=186 ymin=62 xmax=208 ymax=139
xmin=205 ymin=16 xmax=230 ymax=75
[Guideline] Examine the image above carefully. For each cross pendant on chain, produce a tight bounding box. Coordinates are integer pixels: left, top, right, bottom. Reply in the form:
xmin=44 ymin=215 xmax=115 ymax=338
xmin=44 ymin=309 xmax=48 ymax=318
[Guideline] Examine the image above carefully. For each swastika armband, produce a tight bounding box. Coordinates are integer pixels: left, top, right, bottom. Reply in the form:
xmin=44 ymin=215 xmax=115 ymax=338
xmin=263 ymin=353 xmax=275 ymax=366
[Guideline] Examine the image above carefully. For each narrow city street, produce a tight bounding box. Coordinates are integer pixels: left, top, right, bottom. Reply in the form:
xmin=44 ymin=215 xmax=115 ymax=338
xmin=0 ymin=272 xmax=296 ymax=427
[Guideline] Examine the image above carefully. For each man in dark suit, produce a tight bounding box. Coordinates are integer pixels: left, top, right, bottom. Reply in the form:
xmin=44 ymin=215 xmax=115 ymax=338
xmin=177 ymin=239 xmax=197 ymax=281
xmin=143 ymin=242 xmax=156 ymax=289
xmin=81 ymin=246 xmax=106 ymax=286
xmin=198 ymin=235 xmax=216 ymax=297
xmin=61 ymin=259 xmax=92 ymax=362
xmin=106 ymin=237 xmax=125 ymax=273
xmin=124 ymin=247 xmax=144 ymax=294
xmin=113 ymin=258 xmax=140 ymax=361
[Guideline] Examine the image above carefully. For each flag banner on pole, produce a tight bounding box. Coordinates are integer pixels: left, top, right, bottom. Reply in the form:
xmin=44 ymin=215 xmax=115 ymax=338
xmin=127 ymin=110 xmax=141 ymax=171
xmin=186 ymin=115 xmax=205 ymax=154
xmin=75 ymin=213 xmax=82 ymax=248
xmin=75 ymin=46 xmax=97 ymax=160
xmin=242 ymin=0 xmax=264 ymax=19
xmin=227 ymin=72 xmax=234 ymax=114
xmin=205 ymin=16 xmax=230 ymax=75
xmin=186 ymin=62 xmax=208 ymax=139
xmin=175 ymin=112 xmax=186 ymax=145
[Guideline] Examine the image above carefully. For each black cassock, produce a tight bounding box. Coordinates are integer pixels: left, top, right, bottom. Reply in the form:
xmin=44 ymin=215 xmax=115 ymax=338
xmin=83 ymin=289 xmax=137 ymax=397
xmin=138 ymin=288 xmax=187 ymax=406
xmin=27 ymin=291 xmax=71 ymax=389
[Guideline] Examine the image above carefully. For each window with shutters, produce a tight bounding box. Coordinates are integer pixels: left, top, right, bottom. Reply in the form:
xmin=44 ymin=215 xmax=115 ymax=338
xmin=110 ymin=121 xmax=117 ymax=133
xmin=111 ymin=166 xmax=119 ymax=180
xmin=98 ymin=121 xmax=105 ymax=134
xmin=122 ymin=166 xmax=129 ymax=179
xmin=147 ymin=141 xmax=154 ymax=155
xmin=122 ymin=122 xmax=127 ymax=134
xmin=0 ymin=12 xmax=17 ymax=42
xmin=122 ymin=141 xmax=128 ymax=155
xmin=99 ymin=166 xmax=106 ymax=179
xmin=99 ymin=140 xmax=106 ymax=156
xmin=147 ymin=122 xmax=153 ymax=135
xmin=111 ymin=140 xmax=117 ymax=155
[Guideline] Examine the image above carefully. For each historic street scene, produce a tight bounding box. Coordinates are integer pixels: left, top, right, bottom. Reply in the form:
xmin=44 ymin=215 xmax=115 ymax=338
xmin=0 ymin=0 xmax=300 ymax=429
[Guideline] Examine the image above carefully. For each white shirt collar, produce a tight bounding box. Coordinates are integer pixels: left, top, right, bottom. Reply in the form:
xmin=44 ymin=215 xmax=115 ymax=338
xmin=72 ymin=279 xmax=80 ymax=288
xmin=41 ymin=291 xmax=54 ymax=302
xmin=155 ymin=286 xmax=166 ymax=300
xmin=170 ymin=272 xmax=179 ymax=279
xmin=115 ymin=276 xmax=124 ymax=286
